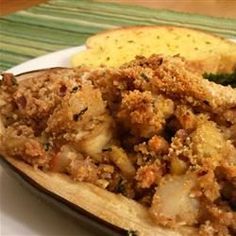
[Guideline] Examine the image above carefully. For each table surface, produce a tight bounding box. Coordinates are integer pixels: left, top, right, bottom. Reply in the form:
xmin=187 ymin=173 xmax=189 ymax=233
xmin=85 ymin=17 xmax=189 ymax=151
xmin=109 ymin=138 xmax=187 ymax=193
xmin=0 ymin=0 xmax=236 ymax=18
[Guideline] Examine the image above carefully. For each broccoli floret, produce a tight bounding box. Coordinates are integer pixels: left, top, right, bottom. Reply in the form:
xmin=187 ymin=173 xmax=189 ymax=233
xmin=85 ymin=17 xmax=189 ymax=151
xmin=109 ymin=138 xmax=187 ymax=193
xmin=203 ymin=70 xmax=236 ymax=88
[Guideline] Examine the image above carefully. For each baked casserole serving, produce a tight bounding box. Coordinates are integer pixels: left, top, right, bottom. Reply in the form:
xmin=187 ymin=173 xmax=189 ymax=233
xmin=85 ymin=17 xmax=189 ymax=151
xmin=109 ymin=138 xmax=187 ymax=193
xmin=0 ymin=55 xmax=236 ymax=236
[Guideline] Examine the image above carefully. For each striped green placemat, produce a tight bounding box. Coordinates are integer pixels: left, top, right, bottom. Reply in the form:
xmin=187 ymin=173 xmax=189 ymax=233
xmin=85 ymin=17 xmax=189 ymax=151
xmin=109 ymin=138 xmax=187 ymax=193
xmin=0 ymin=0 xmax=236 ymax=71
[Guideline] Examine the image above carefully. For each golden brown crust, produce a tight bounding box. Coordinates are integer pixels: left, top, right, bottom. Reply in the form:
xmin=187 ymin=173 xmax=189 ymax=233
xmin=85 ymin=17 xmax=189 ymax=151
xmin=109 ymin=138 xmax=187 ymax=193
xmin=1 ymin=55 xmax=236 ymax=235
xmin=123 ymin=55 xmax=236 ymax=112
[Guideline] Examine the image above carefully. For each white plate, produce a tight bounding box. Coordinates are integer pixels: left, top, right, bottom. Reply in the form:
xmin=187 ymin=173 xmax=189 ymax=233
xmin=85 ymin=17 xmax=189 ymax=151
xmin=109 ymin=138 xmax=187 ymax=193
xmin=1 ymin=45 xmax=98 ymax=236
xmin=7 ymin=46 xmax=86 ymax=75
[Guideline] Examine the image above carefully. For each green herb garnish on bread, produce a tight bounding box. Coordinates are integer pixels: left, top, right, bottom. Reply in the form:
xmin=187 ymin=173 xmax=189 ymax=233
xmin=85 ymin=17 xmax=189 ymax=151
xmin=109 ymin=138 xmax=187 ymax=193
xmin=71 ymin=26 xmax=236 ymax=74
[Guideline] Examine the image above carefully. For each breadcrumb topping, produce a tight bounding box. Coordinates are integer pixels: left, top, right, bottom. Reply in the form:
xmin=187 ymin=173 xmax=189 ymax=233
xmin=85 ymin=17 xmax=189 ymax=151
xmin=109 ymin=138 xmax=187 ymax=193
xmin=1 ymin=55 xmax=236 ymax=235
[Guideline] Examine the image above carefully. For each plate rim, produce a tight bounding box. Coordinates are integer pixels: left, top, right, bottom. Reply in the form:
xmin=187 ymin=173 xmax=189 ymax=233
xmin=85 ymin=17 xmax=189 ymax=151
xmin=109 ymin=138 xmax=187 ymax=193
xmin=7 ymin=45 xmax=86 ymax=75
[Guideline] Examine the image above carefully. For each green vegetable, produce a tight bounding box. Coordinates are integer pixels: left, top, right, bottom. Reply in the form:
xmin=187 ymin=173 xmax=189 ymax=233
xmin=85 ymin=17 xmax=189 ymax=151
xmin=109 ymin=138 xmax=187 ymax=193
xmin=203 ymin=70 xmax=236 ymax=88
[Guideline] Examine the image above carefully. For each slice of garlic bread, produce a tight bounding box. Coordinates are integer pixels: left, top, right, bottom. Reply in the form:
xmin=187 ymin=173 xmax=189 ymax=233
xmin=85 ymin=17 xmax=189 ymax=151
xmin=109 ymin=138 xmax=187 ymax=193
xmin=71 ymin=26 xmax=236 ymax=74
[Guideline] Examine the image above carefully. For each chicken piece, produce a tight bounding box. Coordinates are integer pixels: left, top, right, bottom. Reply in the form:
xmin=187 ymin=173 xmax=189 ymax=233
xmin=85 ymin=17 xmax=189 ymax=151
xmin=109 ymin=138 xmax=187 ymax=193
xmin=150 ymin=174 xmax=199 ymax=227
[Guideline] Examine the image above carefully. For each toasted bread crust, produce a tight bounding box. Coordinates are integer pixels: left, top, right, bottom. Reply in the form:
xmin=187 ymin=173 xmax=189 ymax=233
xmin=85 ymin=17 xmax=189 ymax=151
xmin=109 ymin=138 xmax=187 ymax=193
xmin=72 ymin=26 xmax=236 ymax=74
xmin=86 ymin=26 xmax=231 ymax=47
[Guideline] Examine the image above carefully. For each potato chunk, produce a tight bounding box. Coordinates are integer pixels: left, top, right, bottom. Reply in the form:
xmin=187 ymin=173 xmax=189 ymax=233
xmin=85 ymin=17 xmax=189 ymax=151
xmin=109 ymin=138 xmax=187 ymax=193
xmin=76 ymin=115 xmax=113 ymax=159
xmin=191 ymin=121 xmax=226 ymax=165
xmin=150 ymin=174 xmax=199 ymax=227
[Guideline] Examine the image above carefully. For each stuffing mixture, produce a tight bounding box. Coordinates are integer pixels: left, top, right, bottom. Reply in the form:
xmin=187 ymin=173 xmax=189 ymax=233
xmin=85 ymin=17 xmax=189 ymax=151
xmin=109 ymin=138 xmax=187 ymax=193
xmin=0 ymin=55 xmax=236 ymax=235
